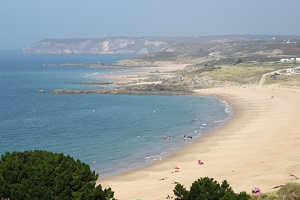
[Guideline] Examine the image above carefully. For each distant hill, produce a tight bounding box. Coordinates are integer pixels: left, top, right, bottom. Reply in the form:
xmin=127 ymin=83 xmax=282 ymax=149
xmin=23 ymin=36 xmax=300 ymax=58
xmin=23 ymin=37 xmax=190 ymax=54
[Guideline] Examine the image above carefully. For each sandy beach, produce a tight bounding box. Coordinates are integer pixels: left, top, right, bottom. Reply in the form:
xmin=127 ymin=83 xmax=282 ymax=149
xmin=98 ymin=65 xmax=300 ymax=199
xmin=101 ymin=61 xmax=187 ymax=85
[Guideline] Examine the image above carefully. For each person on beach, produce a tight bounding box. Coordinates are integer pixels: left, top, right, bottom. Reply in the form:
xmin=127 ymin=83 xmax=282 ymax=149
xmin=159 ymin=177 xmax=167 ymax=181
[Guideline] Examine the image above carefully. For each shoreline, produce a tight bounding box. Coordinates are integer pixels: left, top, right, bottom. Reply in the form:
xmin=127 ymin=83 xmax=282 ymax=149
xmin=98 ymin=85 xmax=300 ymax=199
xmin=97 ymin=94 xmax=233 ymax=179
xmin=95 ymin=94 xmax=234 ymax=181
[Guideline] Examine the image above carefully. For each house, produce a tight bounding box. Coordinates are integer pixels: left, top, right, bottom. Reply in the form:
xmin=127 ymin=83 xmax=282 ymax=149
xmin=287 ymin=68 xmax=295 ymax=74
xmin=280 ymin=59 xmax=289 ymax=62
xmin=280 ymin=58 xmax=299 ymax=62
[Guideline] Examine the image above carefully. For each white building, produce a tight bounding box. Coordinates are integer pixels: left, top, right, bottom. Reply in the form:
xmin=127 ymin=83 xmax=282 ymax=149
xmin=280 ymin=58 xmax=299 ymax=62
xmin=287 ymin=68 xmax=295 ymax=74
xmin=280 ymin=59 xmax=289 ymax=62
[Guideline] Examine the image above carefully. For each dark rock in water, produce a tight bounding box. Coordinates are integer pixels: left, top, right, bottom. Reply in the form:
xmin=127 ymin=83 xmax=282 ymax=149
xmin=80 ymin=81 xmax=113 ymax=85
xmin=50 ymin=89 xmax=98 ymax=94
xmin=50 ymin=83 xmax=194 ymax=95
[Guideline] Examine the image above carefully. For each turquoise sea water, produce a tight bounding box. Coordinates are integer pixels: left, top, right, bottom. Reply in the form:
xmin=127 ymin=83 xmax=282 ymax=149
xmin=0 ymin=51 xmax=232 ymax=178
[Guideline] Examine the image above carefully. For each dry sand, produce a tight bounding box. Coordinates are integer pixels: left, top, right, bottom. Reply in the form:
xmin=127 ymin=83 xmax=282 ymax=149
xmin=98 ymin=64 xmax=300 ymax=199
xmin=101 ymin=61 xmax=187 ymax=85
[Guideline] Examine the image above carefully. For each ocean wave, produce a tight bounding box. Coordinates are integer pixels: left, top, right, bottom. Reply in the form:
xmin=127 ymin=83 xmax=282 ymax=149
xmin=225 ymin=107 xmax=231 ymax=113
xmin=170 ymin=147 xmax=181 ymax=151
xmin=213 ymin=119 xmax=226 ymax=123
xmin=160 ymin=152 xmax=167 ymax=155
xmin=220 ymin=99 xmax=229 ymax=107
xmin=130 ymin=162 xmax=140 ymax=166
xmin=144 ymin=155 xmax=159 ymax=160
xmin=84 ymin=72 xmax=100 ymax=77
xmin=218 ymin=99 xmax=233 ymax=114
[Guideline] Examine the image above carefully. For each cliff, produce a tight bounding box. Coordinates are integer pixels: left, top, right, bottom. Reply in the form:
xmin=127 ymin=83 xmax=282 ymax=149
xmin=23 ymin=37 xmax=187 ymax=54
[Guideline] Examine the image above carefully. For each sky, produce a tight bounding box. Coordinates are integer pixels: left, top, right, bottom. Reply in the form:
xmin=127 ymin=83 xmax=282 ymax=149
xmin=0 ymin=0 xmax=300 ymax=49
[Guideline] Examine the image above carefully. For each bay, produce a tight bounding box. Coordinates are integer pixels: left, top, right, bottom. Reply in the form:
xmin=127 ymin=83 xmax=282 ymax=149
xmin=0 ymin=51 xmax=232 ymax=177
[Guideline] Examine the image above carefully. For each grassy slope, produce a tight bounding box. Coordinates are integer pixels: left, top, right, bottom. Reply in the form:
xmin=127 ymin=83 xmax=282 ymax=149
xmin=138 ymin=37 xmax=300 ymax=87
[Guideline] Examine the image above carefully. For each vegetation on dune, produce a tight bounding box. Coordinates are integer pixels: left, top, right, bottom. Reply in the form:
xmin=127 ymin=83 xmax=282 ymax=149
xmin=201 ymin=65 xmax=274 ymax=84
xmin=277 ymin=183 xmax=300 ymax=200
xmin=138 ymin=51 xmax=182 ymax=62
xmin=201 ymin=56 xmax=281 ymax=66
xmin=265 ymin=73 xmax=300 ymax=87
xmin=173 ymin=177 xmax=300 ymax=200
xmin=0 ymin=150 xmax=115 ymax=200
xmin=178 ymin=65 xmax=275 ymax=86
xmin=251 ymin=183 xmax=300 ymax=200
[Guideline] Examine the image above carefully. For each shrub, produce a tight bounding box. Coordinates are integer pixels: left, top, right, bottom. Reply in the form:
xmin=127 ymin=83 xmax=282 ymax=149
xmin=173 ymin=177 xmax=250 ymax=200
xmin=0 ymin=150 xmax=115 ymax=200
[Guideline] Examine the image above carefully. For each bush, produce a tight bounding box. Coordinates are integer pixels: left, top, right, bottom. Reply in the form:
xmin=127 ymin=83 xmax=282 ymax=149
xmin=173 ymin=177 xmax=250 ymax=200
xmin=0 ymin=150 xmax=115 ymax=200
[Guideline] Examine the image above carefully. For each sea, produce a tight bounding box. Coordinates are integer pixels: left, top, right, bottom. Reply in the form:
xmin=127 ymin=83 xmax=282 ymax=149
xmin=0 ymin=50 xmax=232 ymax=178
